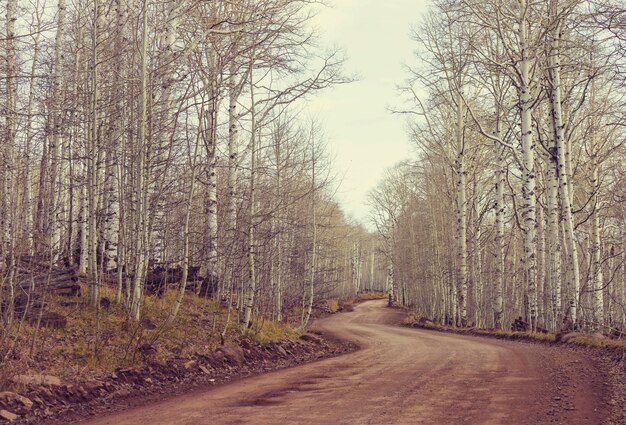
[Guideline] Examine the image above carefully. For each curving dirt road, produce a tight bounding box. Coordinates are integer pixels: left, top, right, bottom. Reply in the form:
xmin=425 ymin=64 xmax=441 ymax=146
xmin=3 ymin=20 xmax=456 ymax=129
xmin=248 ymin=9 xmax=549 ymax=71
xmin=80 ymin=300 xmax=607 ymax=425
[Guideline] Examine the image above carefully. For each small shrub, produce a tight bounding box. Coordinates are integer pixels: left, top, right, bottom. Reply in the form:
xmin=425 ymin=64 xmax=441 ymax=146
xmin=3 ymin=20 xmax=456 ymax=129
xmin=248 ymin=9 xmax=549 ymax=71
xmin=326 ymin=299 xmax=339 ymax=313
xmin=339 ymin=299 xmax=355 ymax=312
xmin=402 ymin=313 xmax=418 ymax=325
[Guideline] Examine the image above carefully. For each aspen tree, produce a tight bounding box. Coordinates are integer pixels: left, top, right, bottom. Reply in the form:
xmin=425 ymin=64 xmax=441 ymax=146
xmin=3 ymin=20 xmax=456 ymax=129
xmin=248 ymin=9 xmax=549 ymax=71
xmin=546 ymin=118 xmax=563 ymax=330
xmin=23 ymin=0 xmax=44 ymax=256
xmin=243 ymin=65 xmax=258 ymax=330
xmin=272 ymin=120 xmax=286 ymax=322
xmin=194 ymin=1 xmax=223 ymax=294
xmin=546 ymin=0 xmax=580 ymax=326
xmin=130 ymin=0 xmax=150 ymax=320
xmin=49 ymin=0 xmax=67 ymax=262
xmin=301 ymin=125 xmax=318 ymax=328
xmin=537 ymin=205 xmax=546 ymax=326
xmin=204 ymin=88 xmax=220 ymax=296
xmin=454 ymin=93 xmax=468 ymax=326
xmin=103 ymin=0 xmax=131 ymax=275
xmin=170 ymin=111 xmax=202 ymax=320
xmin=515 ymin=0 xmax=540 ymax=330
xmin=352 ymin=242 xmax=362 ymax=293
xmin=586 ymin=77 xmax=611 ymax=329
xmin=493 ymin=125 xmax=506 ymax=329
xmin=226 ymin=3 xmax=245 ymax=271
xmin=3 ymin=0 xmax=18 ymax=257
xmin=86 ymin=0 xmax=104 ymax=307
xmin=1 ymin=0 xmax=18 ymax=327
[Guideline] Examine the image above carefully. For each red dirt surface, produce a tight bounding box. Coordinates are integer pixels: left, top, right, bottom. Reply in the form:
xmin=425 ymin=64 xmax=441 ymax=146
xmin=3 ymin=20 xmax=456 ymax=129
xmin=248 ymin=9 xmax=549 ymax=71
xmin=76 ymin=300 xmax=610 ymax=424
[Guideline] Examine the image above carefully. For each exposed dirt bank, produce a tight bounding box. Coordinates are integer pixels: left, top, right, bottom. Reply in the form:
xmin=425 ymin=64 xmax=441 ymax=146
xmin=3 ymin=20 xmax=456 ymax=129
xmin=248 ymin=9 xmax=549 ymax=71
xmin=0 ymin=332 xmax=355 ymax=424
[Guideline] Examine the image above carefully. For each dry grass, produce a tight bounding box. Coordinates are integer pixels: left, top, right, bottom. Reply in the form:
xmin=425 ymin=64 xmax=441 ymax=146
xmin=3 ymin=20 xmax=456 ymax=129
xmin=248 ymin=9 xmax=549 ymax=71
xmin=402 ymin=314 xmax=626 ymax=348
xmin=0 ymin=283 xmax=291 ymax=387
xmin=401 ymin=313 xmax=419 ymax=326
xmin=248 ymin=320 xmax=301 ymax=345
xmin=477 ymin=329 xmax=557 ymax=342
xmin=566 ymin=335 xmax=626 ymax=349
xmin=356 ymin=292 xmax=388 ymax=301
xmin=326 ymin=299 xmax=339 ymax=314
xmin=401 ymin=313 xmax=442 ymax=330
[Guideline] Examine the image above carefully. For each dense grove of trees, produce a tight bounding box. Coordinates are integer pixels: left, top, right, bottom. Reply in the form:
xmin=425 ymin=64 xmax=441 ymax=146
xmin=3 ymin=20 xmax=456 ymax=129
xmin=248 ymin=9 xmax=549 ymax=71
xmin=0 ymin=0 xmax=386 ymax=349
xmin=3 ymin=0 xmax=622 ymax=358
xmin=374 ymin=0 xmax=625 ymax=332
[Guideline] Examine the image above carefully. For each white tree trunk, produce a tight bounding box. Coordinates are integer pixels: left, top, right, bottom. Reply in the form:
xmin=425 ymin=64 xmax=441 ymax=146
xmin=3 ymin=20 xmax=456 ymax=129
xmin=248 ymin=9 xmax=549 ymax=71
xmin=225 ymin=60 xmax=241 ymax=301
xmin=454 ymin=94 xmax=468 ymax=326
xmin=547 ymin=10 xmax=580 ymax=326
xmin=369 ymin=248 xmax=375 ymax=292
xmin=79 ymin=158 xmax=88 ymax=275
xmin=131 ymin=0 xmax=150 ymax=321
xmin=201 ymin=59 xmax=219 ymax=294
xmin=227 ymin=61 xmax=240 ymax=238
xmin=87 ymin=0 xmax=103 ymax=306
xmin=590 ymin=160 xmax=604 ymax=328
xmin=547 ymin=138 xmax=562 ymax=331
xmin=243 ymin=73 xmax=258 ymax=330
xmin=387 ymin=231 xmax=395 ymax=304
xmin=274 ymin=136 xmax=283 ymax=322
xmin=494 ymin=140 xmax=505 ymax=329
xmin=537 ymin=205 xmax=546 ymax=328
xmin=302 ymin=135 xmax=317 ymax=328
xmin=71 ymin=24 xmax=85 ymax=273
xmin=205 ymin=110 xmax=219 ymax=286
xmin=104 ymin=150 xmax=119 ymax=271
xmin=518 ymin=0 xmax=538 ymax=330
xmin=2 ymin=0 xmax=18 ymax=266
xmin=23 ymin=0 xmax=43 ymax=256
xmin=49 ymin=0 xmax=67 ymax=262
xmin=352 ymin=242 xmax=362 ymax=293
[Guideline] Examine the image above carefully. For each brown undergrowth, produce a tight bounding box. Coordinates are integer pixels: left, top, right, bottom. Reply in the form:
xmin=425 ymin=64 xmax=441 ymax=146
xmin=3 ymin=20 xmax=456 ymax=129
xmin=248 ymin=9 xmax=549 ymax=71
xmin=401 ymin=312 xmax=626 ymax=352
xmin=0 ymin=283 xmax=304 ymax=391
xmin=354 ymin=291 xmax=388 ymax=301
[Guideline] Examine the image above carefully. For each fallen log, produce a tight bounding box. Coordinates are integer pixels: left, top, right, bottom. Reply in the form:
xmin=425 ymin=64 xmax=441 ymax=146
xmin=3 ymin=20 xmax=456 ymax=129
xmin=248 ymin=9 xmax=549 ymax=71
xmin=27 ymin=310 xmax=67 ymax=329
xmin=15 ymin=267 xmax=76 ymax=278
xmin=17 ymin=274 xmax=78 ymax=291
xmin=54 ymin=284 xmax=81 ymax=297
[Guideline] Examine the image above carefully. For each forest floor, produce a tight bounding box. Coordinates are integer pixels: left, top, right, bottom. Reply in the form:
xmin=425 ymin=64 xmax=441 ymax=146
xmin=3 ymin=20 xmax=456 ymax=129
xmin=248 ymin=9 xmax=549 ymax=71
xmin=0 ymin=285 xmax=380 ymax=423
xmin=21 ymin=299 xmax=623 ymax=425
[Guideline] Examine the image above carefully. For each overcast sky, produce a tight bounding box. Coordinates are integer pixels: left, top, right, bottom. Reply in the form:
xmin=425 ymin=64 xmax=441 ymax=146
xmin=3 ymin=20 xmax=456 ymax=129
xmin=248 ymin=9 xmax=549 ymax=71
xmin=308 ymin=0 xmax=429 ymax=225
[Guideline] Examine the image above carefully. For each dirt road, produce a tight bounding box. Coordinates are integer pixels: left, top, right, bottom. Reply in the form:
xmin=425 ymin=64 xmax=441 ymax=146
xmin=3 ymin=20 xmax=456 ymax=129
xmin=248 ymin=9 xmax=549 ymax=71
xmin=80 ymin=300 xmax=607 ymax=424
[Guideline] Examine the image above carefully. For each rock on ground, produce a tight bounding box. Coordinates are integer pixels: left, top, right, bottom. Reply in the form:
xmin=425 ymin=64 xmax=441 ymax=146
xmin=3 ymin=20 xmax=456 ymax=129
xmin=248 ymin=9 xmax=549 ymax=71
xmin=11 ymin=375 xmax=62 ymax=387
xmin=0 ymin=409 xmax=18 ymax=422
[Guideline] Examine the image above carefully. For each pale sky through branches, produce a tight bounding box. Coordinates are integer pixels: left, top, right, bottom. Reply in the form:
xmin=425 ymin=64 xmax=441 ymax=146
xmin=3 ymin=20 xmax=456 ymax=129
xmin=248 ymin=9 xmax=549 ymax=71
xmin=309 ymin=0 xmax=429 ymax=224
